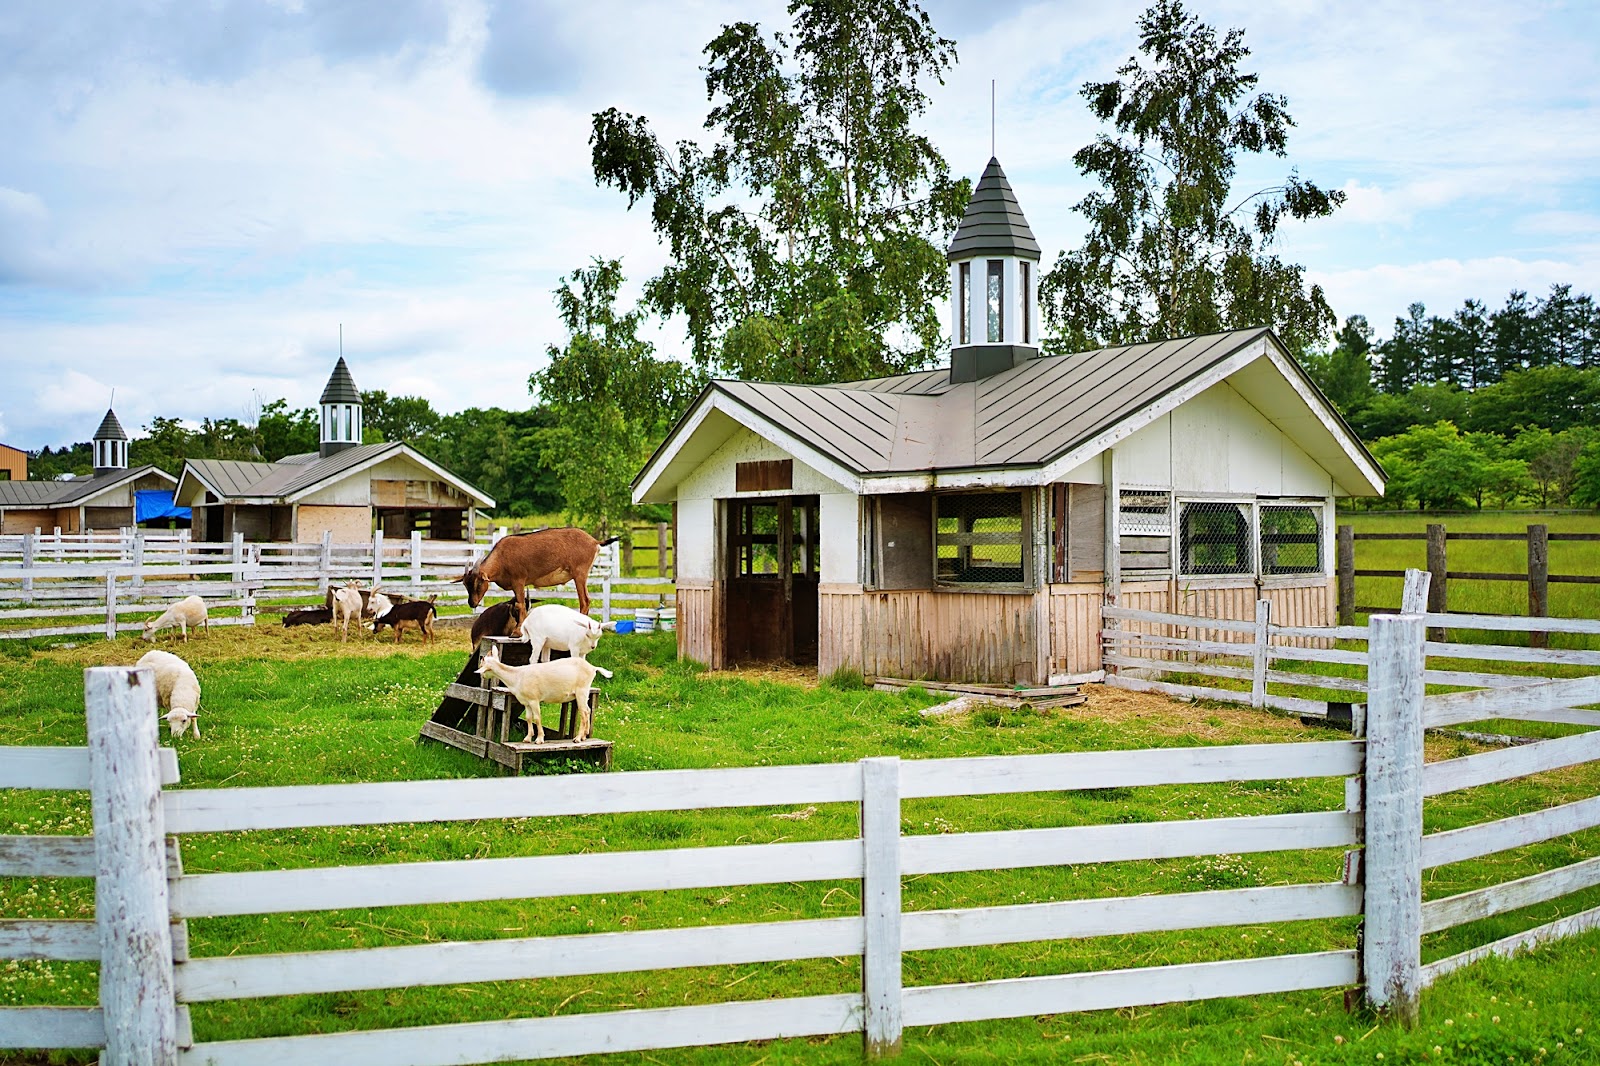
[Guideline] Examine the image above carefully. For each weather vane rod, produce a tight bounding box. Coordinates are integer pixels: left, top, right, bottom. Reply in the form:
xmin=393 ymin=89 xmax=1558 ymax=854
xmin=991 ymin=79 xmax=995 ymax=157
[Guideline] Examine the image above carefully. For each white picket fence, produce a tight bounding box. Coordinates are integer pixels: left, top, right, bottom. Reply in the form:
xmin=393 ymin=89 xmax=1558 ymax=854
xmin=0 ymin=530 xmax=671 ymax=640
xmin=3 ymin=622 xmax=1597 ymax=1061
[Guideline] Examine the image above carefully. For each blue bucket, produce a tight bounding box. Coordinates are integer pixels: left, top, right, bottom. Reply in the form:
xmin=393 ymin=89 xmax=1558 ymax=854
xmin=613 ymin=619 xmax=635 ymax=635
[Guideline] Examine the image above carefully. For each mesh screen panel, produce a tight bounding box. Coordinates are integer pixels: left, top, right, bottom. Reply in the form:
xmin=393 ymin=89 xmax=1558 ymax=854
xmin=1179 ymin=501 xmax=1252 ymax=575
xmin=937 ymin=491 xmax=1025 ymax=584
xmin=1260 ymin=504 xmax=1321 ymax=574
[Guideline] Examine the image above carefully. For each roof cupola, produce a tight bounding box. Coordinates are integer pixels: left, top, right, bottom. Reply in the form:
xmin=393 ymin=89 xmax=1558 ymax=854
xmin=91 ymin=408 xmax=129 ymax=476
xmin=947 ymin=158 xmax=1042 ymax=383
xmin=318 ymin=357 xmax=363 ymax=458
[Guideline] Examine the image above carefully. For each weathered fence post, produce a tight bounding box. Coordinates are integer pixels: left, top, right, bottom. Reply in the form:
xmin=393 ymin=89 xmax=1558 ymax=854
xmin=1528 ymin=523 xmax=1549 ymax=649
xmin=410 ymin=530 xmax=423 ymax=592
xmin=86 ymin=665 xmax=178 ymax=1065
xmin=372 ymin=529 xmax=384 ymax=589
xmin=621 ymin=536 xmax=634 ymax=577
xmin=1250 ymin=598 xmax=1271 ymax=709
xmin=1400 ymin=568 xmax=1431 ymax=615
xmin=1337 ymin=524 xmax=1355 ymax=626
xmin=105 ymin=574 xmax=119 ymax=641
xmin=230 ymin=532 xmax=245 ymax=586
xmin=53 ymin=526 xmax=62 ymax=563
xmin=21 ymin=531 xmax=34 ymax=600
xmin=656 ymin=521 xmax=670 ymax=578
xmin=1425 ymin=524 xmax=1447 ymax=639
xmin=131 ymin=528 xmax=146 ymax=591
xmin=318 ymin=530 xmax=333 ymax=596
xmin=1361 ymin=613 xmax=1425 ymax=1026
xmin=861 ymin=756 xmax=902 ymax=1059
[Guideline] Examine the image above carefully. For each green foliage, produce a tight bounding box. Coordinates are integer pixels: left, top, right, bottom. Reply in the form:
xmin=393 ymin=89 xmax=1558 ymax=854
xmin=1040 ymin=0 xmax=1343 ymax=360
xmin=361 ymin=390 xmax=441 ymax=443
xmin=531 ymin=259 xmax=700 ymax=533
xmin=423 ymin=406 xmax=561 ymax=517
xmin=589 ymin=0 xmax=967 ymax=382
xmin=254 ymin=399 xmax=318 ymax=460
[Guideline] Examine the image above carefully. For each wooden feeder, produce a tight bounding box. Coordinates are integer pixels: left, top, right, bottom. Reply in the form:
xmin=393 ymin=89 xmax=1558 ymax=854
xmin=419 ymin=637 xmax=613 ymax=772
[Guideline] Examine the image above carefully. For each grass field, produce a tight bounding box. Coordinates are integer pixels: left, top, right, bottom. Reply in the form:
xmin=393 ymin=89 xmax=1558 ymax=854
xmin=2 ymin=621 xmax=1598 ymax=1064
xmin=1339 ymin=511 xmax=1600 ymax=624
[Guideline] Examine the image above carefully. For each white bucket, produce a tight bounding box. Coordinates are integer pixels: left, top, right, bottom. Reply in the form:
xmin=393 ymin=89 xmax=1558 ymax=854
xmin=658 ymin=606 xmax=677 ymax=632
xmin=633 ymin=607 xmax=658 ymax=633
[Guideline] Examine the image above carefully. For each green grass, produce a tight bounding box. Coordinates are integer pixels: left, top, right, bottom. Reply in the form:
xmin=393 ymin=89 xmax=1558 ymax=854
xmin=2 ymin=624 xmax=1598 ymax=1065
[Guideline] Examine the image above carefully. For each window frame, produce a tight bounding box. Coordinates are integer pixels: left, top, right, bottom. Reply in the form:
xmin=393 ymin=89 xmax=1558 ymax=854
xmin=1171 ymin=496 xmax=1331 ymax=581
xmin=932 ymin=488 xmax=1035 ymax=591
xmin=986 ymin=259 xmax=1005 ymax=343
xmin=957 ymin=262 xmax=971 ymax=345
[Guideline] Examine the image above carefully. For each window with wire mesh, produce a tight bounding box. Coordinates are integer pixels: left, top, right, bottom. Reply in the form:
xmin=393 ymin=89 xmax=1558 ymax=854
xmin=1179 ymin=501 xmax=1252 ymax=575
xmin=936 ymin=491 xmax=1026 ymax=585
xmin=1119 ymin=488 xmax=1172 ymax=573
xmin=1259 ymin=504 xmax=1322 ymax=575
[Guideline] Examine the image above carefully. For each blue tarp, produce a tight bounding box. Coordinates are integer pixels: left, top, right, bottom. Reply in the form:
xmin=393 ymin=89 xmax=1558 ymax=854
xmin=135 ymin=490 xmax=191 ymax=523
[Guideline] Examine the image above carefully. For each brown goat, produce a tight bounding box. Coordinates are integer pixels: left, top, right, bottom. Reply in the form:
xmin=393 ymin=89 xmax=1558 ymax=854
xmin=470 ymin=598 xmax=528 ymax=650
xmin=373 ymin=596 xmax=437 ymax=644
xmin=457 ymin=528 xmax=619 ymax=617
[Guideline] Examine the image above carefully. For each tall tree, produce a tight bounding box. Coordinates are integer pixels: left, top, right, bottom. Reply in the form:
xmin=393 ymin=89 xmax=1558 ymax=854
xmin=589 ymin=0 xmax=967 ymax=383
xmin=531 ymin=259 xmax=700 ymax=533
xmin=1039 ymin=0 xmax=1343 ymax=360
xmin=1374 ymin=303 xmax=1428 ymax=394
xmin=1304 ymin=314 xmax=1374 ymax=413
xmin=362 ymin=391 xmax=441 ymax=444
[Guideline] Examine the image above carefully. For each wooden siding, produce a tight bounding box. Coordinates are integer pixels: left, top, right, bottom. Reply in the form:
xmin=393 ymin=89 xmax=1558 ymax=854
xmin=677 ymin=581 xmax=718 ymax=669
xmin=855 ymin=590 xmax=1045 ymax=686
xmin=818 ymin=584 xmax=864 ymax=677
xmin=1048 ymin=584 xmax=1102 ymax=677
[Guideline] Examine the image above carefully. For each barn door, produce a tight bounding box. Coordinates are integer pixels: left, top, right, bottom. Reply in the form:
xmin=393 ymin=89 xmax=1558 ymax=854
xmin=723 ymin=496 xmax=819 ymax=665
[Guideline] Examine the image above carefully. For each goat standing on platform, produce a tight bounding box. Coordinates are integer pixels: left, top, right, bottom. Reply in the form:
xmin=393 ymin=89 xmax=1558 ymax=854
xmin=477 ymin=642 xmax=610 ymax=743
xmin=457 ymin=527 xmax=618 ymax=618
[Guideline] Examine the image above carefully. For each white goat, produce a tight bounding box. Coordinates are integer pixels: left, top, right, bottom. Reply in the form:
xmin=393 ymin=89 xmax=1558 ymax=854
xmin=136 ymin=649 xmax=202 ymax=739
xmin=477 ymin=643 xmax=611 ymax=743
xmin=142 ymin=595 xmax=208 ymax=643
xmin=331 ymin=584 xmax=364 ymax=642
xmin=517 ymin=603 xmax=604 ymax=662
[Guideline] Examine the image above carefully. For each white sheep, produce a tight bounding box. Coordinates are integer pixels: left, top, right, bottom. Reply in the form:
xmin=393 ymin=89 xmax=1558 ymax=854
xmin=142 ymin=595 xmax=208 ymax=643
xmin=331 ymin=584 xmax=364 ymax=642
xmin=477 ymin=643 xmax=611 ymax=743
xmin=517 ymin=603 xmax=605 ymax=662
xmin=136 ymin=649 xmax=202 ymax=739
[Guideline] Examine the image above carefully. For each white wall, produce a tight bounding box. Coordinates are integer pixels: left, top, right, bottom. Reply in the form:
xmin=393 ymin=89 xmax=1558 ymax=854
xmin=1116 ymin=381 xmax=1335 ymax=497
xmin=676 ymin=427 xmax=858 ymax=585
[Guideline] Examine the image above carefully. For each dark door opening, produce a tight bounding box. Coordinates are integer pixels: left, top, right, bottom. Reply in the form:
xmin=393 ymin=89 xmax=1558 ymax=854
xmin=723 ymin=495 xmax=820 ymax=666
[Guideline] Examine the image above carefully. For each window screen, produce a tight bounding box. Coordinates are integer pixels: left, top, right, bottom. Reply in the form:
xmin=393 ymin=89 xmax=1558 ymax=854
xmin=1260 ymin=504 xmax=1322 ymax=575
xmin=1119 ymin=488 xmax=1171 ymax=574
xmin=1179 ymin=501 xmax=1252 ymax=575
xmin=936 ymin=491 xmax=1026 ymax=585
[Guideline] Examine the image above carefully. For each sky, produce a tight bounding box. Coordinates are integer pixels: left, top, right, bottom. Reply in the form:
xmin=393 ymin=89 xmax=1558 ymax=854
xmin=1 ymin=0 xmax=1597 ymax=452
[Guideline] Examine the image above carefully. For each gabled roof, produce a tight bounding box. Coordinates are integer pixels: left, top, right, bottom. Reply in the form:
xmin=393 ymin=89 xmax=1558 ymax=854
xmin=93 ymin=409 xmax=128 ymax=441
xmin=175 ymin=441 xmax=495 ymax=508
xmin=947 ymin=158 xmax=1041 ymax=261
xmin=634 ymin=327 xmax=1385 ymax=503
xmin=0 ymin=465 xmax=175 ymax=509
xmin=320 ymin=357 xmax=362 ymax=405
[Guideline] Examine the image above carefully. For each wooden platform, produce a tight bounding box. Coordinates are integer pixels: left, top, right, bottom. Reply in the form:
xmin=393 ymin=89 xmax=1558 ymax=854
xmin=418 ymin=640 xmax=613 ymax=773
xmin=869 ymin=677 xmax=1086 ymax=709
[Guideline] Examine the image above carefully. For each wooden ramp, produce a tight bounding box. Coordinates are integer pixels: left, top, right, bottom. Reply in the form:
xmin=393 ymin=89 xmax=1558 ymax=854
xmin=420 ymin=639 xmax=613 ymax=772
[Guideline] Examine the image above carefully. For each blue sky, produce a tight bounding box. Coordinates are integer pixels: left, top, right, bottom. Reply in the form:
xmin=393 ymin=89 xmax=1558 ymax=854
xmin=1 ymin=0 xmax=1597 ymax=451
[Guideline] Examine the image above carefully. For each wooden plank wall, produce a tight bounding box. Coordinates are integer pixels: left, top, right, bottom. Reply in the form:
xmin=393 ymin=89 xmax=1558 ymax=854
xmin=855 ymin=590 xmax=1044 ymax=685
xmin=676 ymin=582 xmax=718 ymax=669
xmin=1048 ymin=585 xmax=1101 ymax=677
xmin=818 ymin=585 xmax=864 ymax=677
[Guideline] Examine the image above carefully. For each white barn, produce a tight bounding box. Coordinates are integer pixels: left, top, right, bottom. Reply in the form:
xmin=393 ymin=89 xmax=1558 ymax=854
xmin=633 ymin=159 xmax=1383 ymax=684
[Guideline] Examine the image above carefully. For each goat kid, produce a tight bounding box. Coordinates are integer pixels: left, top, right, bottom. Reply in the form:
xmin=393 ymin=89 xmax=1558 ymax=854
xmin=370 ymin=593 xmax=437 ymax=644
xmin=477 ymin=642 xmax=611 ymax=743
xmin=330 ymin=584 xmax=364 ymax=642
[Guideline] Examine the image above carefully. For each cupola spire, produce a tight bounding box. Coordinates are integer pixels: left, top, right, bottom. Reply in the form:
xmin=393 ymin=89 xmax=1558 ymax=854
xmin=947 ymin=158 xmax=1042 ymax=383
xmin=318 ymin=356 xmax=363 ymax=457
xmin=92 ymin=408 xmax=129 ymax=476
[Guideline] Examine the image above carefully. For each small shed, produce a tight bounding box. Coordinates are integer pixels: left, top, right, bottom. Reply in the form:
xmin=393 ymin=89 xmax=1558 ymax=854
xmin=0 ymin=442 xmax=24 ymax=482
xmin=633 ymin=158 xmax=1383 ymax=685
xmin=0 ymin=410 xmax=177 ymax=534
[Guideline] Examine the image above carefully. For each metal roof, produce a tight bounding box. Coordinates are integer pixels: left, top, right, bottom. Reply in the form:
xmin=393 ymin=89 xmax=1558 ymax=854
xmin=635 ymin=327 xmax=1386 ymax=501
xmin=319 ymin=357 xmax=362 ymax=405
xmin=177 ymin=442 xmax=495 ymax=507
xmin=0 ymin=465 xmax=175 ymax=508
xmin=92 ymin=409 xmax=128 ymax=441
xmin=946 ymin=158 xmax=1041 ymax=261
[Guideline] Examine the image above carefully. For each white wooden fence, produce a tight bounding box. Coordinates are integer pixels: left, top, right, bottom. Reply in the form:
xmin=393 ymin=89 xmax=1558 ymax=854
xmin=0 ymin=530 xmax=671 ymax=640
xmin=5 ymin=631 xmax=1598 ymax=1061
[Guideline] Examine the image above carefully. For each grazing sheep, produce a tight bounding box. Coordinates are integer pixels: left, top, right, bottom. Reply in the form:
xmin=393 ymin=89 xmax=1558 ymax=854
xmin=477 ymin=643 xmax=611 ymax=743
xmin=371 ymin=594 xmax=437 ymax=644
xmin=330 ymin=584 xmax=364 ymax=642
xmin=283 ymin=606 xmax=333 ymax=627
xmin=136 ymin=649 xmax=201 ymax=739
xmin=518 ymin=603 xmax=604 ymax=663
xmin=470 ymin=599 xmax=527 ymax=650
xmin=142 ymin=595 xmax=208 ymax=643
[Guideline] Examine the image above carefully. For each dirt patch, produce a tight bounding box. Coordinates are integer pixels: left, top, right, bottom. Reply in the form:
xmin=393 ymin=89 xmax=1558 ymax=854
xmin=1065 ymin=683 xmax=1319 ymax=741
xmin=705 ymin=661 xmax=820 ymax=689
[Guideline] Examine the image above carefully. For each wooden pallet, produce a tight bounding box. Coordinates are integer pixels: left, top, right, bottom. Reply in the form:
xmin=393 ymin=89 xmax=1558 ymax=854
xmin=869 ymin=677 xmax=1086 ymax=709
xmin=418 ymin=639 xmax=613 ymax=772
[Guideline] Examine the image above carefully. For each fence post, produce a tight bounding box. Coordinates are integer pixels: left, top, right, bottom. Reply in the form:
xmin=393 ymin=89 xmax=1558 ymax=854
xmin=656 ymin=521 xmax=670 ymax=578
xmin=1337 ymin=524 xmax=1355 ymax=626
xmin=372 ymin=529 xmax=384 ymax=589
xmin=21 ymin=531 xmax=34 ymax=600
xmin=1425 ymin=524 xmax=1447 ymax=639
xmin=1361 ymin=613 xmax=1425 ymax=1026
xmin=1528 ymin=523 xmax=1549 ymax=649
xmin=319 ymin=530 xmax=333 ymax=596
xmin=411 ymin=530 xmax=424 ymax=592
xmin=86 ymin=665 xmax=178 ymax=1065
xmin=230 ymin=532 xmax=245 ymax=586
xmin=861 ymin=756 xmax=902 ymax=1058
xmin=622 ymin=537 xmax=634 ymax=577
xmin=105 ymin=574 xmax=118 ymax=641
xmin=132 ymin=528 xmax=146 ymax=591
xmin=1400 ymin=568 xmax=1431 ymax=615
xmin=54 ymin=526 xmax=62 ymax=562
xmin=1250 ymin=598 xmax=1271 ymax=709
